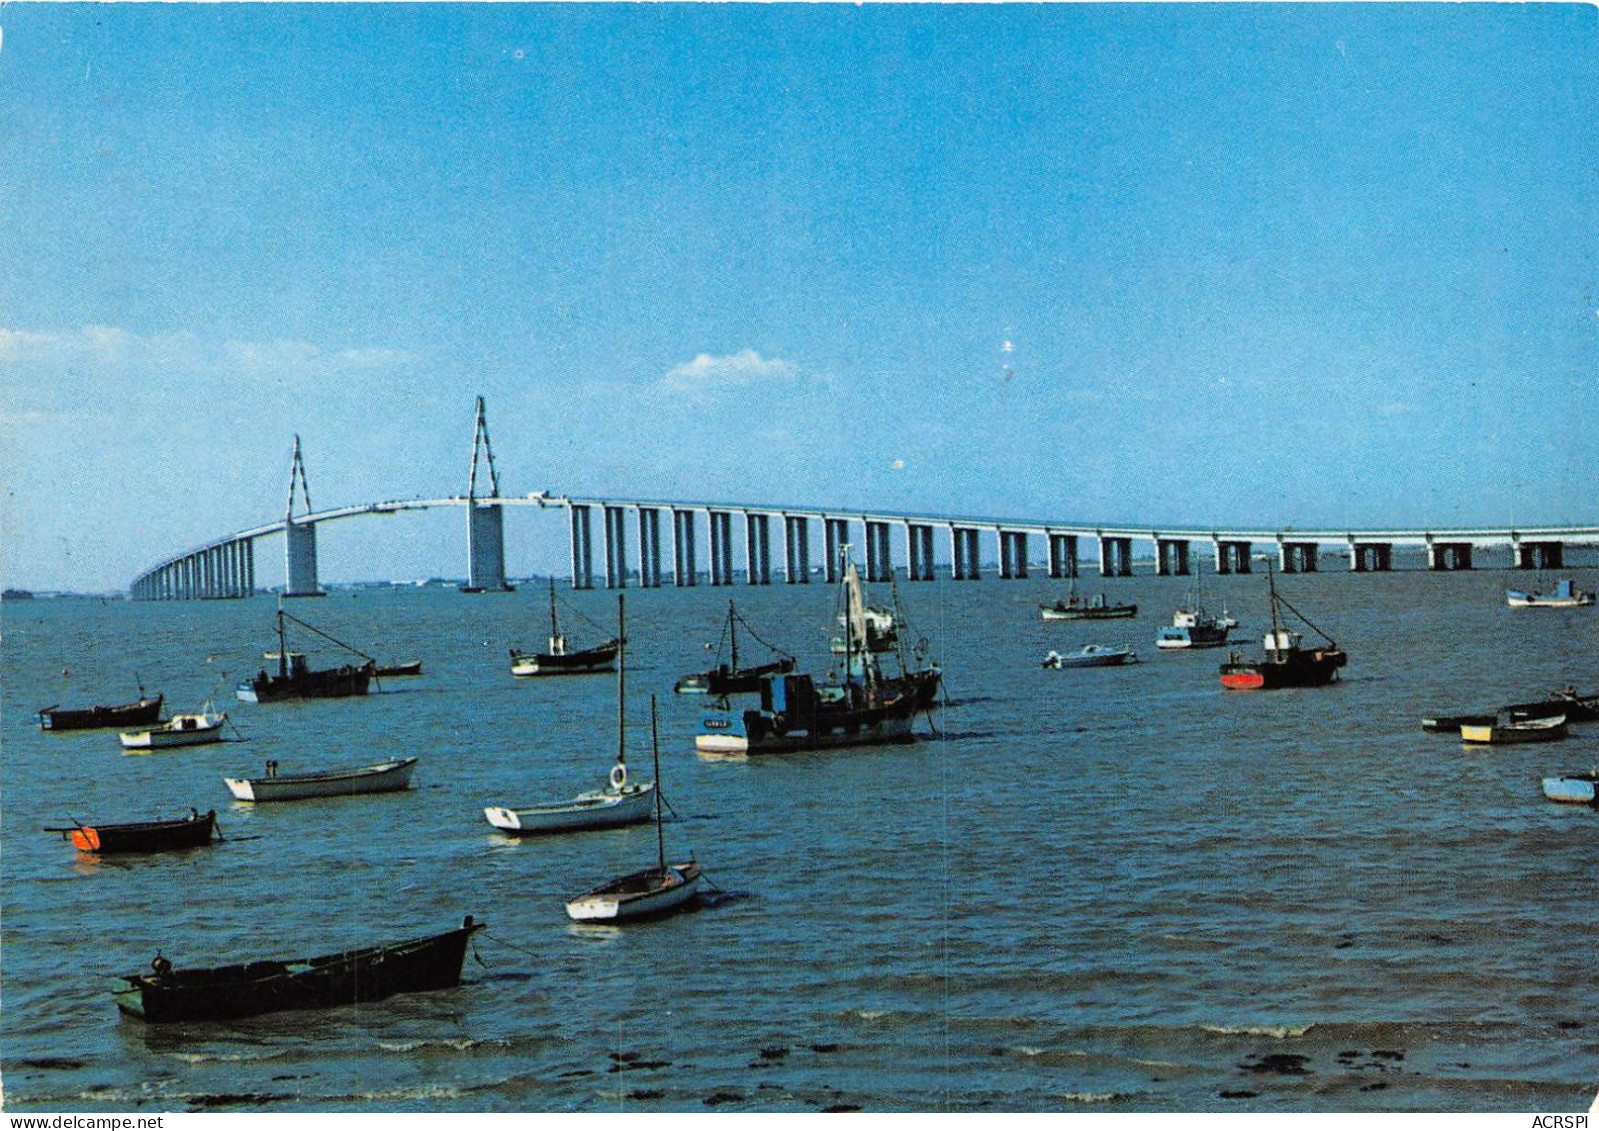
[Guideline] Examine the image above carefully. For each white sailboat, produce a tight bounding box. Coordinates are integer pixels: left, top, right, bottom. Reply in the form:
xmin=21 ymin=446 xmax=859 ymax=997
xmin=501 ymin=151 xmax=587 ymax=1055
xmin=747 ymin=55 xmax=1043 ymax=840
xmin=486 ymin=594 xmax=655 ymax=834
xmin=565 ymin=696 xmax=701 ymax=923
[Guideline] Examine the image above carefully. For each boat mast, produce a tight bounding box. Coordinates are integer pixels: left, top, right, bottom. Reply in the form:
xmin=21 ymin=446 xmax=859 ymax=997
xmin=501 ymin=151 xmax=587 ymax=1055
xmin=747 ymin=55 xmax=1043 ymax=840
xmin=548 ymin=578 xmax=560 ymax=647
xmin=728 ymin=600 xmax=739 ymax=672
xmin=1267 ymin=562 xmax=1285 ymax=654
xmin=276 ymin=600 xmax=288 ymax=679
xmin=651 ymin=694 xmax=665 ymax=874
xmin=617 ymin=594 xmax=626 ymax=767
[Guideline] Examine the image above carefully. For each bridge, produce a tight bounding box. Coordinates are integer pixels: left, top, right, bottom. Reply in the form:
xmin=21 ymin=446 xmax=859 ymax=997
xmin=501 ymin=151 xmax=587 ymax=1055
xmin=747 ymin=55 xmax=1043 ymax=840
xmin=129 ymin=399 xmax=1599 ymax=600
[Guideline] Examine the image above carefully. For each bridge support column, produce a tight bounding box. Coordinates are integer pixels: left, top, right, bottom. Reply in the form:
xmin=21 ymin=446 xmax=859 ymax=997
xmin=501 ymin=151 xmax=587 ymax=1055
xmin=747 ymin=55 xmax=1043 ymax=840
xmin=864 ymin=520 xmax=892 ymax=582
xmin=636 ymin=508 xmax=662 ymax=588
xmin=1047 ymin=534 xmax=1078 ymax=579
xmin=951 ymin=526 xmax=981 ymax=580
xmin=785 ymin=516 xmax=810 ymax=583
xmin=999 ymin=530 xmax=1028 ymax=579
xmin=1280 ymin=541 xmax=1318 ymax=573
xmin=708 ymin=510 xmax=734 ymax=585
xmin=1098 ymin=536 xmax=1132 ymax=577
xmin=673 ymin=509 xmax=697 ymax=586
xmin=1156 ymin=538 xmax=1191 ymax=577
xmin=1517 ymin=541 xmax=1564 ymax=570
xmin=284 ymin=520 xmax=321 ymax=597
xmin=746 ymin=513 xmax=772 ymax=585
xmin=244 ymin=539 xmax=256 ymax=596
xmin=906 ymin=523 xmax=934 ymax=581
xmin=569 ymin=505 xmax=594 ymax=589
xmin=466 ymin=503 xmax=511 ymax=592
xmin=1214 ymin=540 xmax=1251 ymax=574
xmin=1428 ymin=541 xmax=1473 ymax=571
xmin=603 ymin=506 xmax=628 ymax=588
xmin=824 ymin=518 xmax=850 ymax=582
xmin=1350 ymin=542 xmax=1392 ymax=572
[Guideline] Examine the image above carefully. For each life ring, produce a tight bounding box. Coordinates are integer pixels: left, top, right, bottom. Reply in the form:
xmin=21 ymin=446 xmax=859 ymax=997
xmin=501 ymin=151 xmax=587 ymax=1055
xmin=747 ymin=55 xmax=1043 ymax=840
xmin=609 ymin=764 xmax=628 ymax=791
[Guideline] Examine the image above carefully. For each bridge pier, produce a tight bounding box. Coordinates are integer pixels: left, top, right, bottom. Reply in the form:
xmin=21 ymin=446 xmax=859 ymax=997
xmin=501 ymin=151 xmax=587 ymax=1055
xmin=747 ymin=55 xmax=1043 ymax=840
xmin=1098 ymin=535 xmax=1133 ymax=577
xmin=785 ymin=516 xmax=811 ymax=583
xmin=1517 ymin=540 xmax=1564 ymax=569
xmin=999 ymin=530 xmax=1028 ymax=579
xmin=1350 ymin=541 xmax=1392 ymax=572
xmin=673 ymin=509 xmax=697 ymax=586
xmin=906 ymin=523 xmax=935 ymax=581
xmin=569 ymin=504 xmax=594 ymax=589
xmin=284 ymin=520 xmax=321 ymax=597
xmin=1214 ymin=540 xmax=1251 ymax=574
xmin=1428 ymin=541 xmax=1474 ymax=570
xmin=1047 ymin=533 xmax=1078 ymax=579
xmin=466 ymin=503 xmax=511 ymax=592
xmin=746 ymin=513 xmax=772 ymax=585
xmin=865 ymin=520 xmax=893 ymax=582
xmin=637 ymin=507 xmax=663 ymax=588
xmin=1280 ymin=541 xmax=1318 ymax=573
xmin=603 ymin=505 xmax=628 ymax=588
xmin=708 ymin=510 xmax=735 ymax=585
xmin=824 ymin=518 xmax=850 ymax=583
xmin=1156 ymin=538 xmax=1191 ymax=577
xmin=951 ymin=526 xmax=981 ymax=580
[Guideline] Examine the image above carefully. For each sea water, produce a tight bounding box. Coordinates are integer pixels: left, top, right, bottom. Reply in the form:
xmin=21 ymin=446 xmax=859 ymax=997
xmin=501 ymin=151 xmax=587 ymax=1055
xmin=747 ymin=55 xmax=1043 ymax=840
xmin=2 ymin=568 xmax=1597 ymax=1112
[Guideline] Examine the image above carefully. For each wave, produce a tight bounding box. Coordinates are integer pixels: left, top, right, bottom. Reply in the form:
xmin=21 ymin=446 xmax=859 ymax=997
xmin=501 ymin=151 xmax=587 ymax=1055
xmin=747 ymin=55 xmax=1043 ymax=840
xmin=1200 ymin=1024 xmax=1317 ymax=1039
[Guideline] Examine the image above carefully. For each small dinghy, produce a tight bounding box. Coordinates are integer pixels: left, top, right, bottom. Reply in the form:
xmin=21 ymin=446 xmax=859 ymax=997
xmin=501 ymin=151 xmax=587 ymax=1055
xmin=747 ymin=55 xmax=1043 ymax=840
xmin=38 ymin=692 xmax=164 ymax=732
xmin=49 ymin=809 xmax=218 ymax=854
xmin=565 ymin=697 xmax=702 ymax=923
xmin=114 ymin=916 xmax=483 ymax=1023
xmin=1542 ymin=772 xmax=1598 ymax=805
xmin=1460 ymin=715 xmax=1568 ymax=745
xmin=120 ymin=708 xmax=228 ymax=750
xmin=1042 ymin=644 xmax=1138 ymax=669
xmin=486 ymin=595 xmax=656 ymax=835
xmin=375 ymin=660 xmax=423 ymax=677
xmin=224 ymin=756 xmax=417 ymax=802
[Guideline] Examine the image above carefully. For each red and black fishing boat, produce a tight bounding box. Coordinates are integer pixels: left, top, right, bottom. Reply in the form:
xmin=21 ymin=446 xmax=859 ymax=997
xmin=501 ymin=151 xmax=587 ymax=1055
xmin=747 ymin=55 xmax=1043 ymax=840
xmin=114 ymin=916 xmax=484 ymax=1022
xmin=51 ymin=809 xmax=217 ymax=854
xmin=38 ymin=693 xmax=164 ymax=732
xmin=1219 ymin=566 xmax=1346 ymax=691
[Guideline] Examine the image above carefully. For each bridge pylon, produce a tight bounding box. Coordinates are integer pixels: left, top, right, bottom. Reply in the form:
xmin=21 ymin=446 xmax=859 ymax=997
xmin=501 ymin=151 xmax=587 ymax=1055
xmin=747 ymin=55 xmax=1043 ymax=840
xmin=462 ymin=396 xmax=513 ymax=593
xmin=283 ymin=435 xmax=324 ymax=597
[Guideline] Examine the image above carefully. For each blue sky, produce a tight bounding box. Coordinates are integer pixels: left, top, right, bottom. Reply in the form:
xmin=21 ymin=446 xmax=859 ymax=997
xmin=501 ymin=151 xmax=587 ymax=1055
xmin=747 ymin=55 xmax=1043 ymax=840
xmin=2 ymin=4 xmax=1594 ymax=591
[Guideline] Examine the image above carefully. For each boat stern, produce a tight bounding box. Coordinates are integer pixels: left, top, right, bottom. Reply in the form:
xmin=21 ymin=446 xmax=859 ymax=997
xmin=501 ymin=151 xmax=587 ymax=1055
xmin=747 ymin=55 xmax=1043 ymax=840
xmin=483 ymin=807 xmax=523 ymax=831
xmin=223 ymin=777 xmax=257 ymax=802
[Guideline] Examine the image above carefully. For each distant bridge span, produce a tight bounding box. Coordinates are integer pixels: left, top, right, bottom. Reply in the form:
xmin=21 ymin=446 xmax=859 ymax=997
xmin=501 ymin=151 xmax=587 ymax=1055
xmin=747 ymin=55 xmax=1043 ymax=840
xmin=129 ymin=488 xmax=1599 ymax=600
xmin=126 ymin=398 xmax=1599 ymax=600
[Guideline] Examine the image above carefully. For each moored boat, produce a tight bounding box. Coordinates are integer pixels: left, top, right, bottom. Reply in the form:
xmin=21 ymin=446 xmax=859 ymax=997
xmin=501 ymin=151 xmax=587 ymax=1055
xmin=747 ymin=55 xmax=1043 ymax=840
xmin=1510 ymin=687 xmax=1599 ymax=724
xmin=1158 ymin=566 xmax=1232 ymax=649
xmin=235 ymin=605 xmax=376 ymax=703
xmin=224 ymin=757 xmax=417 ymax=802
xmin=1542 ymin=772 xmax=1598 ymax=804
xmin=1460 ymin=715 xmax=1568 ymax=745
xmin=695 ymin=555 xmax=939 ymax=756
xmin=375 ymin=660 xmax=423 ymax=677
xmin=1506 ymin=579 xmax=1594 ymax=608
xmin=119 ymin=709 xmax=228 ymax=750
xmin=51 ymin=809 xmax=218 ymax=854
xmin=567 ymin=699 xmax=702 ymax=923
xmin=510 ymin=580 xmax=620 ymax=676
xmin=1219 ymin=567 xmax=1346 ymax=691
xmin=38 ymin=693 xmax=164 ymax=732
xmin=1421 ymin=712 xmax=1498 ymax=734
xmin=114 ymin=916 xmax=483 ymax=1022
xmin=1042 ymin=644 xmax=1138 ymax=669
xmin=486 ymin=595 xmax=656 ymax=835
xmin=1040 ymin=580 xmax=1137 ymax=621
xmin=676 ymin=602 xmax=796 ymax=694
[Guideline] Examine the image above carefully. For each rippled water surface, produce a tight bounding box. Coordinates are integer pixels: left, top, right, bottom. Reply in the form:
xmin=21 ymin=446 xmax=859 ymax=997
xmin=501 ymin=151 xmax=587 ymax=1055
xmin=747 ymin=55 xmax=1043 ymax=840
xmin=3 ymin=568 xmax=1598 ymax=1112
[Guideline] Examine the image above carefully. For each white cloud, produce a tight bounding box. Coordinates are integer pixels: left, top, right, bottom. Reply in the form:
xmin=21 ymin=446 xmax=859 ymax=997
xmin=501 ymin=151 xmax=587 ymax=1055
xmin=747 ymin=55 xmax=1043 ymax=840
xmin=660 ymin=349 xmax=798 ymax=394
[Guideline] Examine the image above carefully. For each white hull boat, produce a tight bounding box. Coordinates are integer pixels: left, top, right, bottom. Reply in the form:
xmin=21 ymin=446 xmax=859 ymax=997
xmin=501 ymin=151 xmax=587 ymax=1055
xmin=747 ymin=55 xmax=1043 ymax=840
xmin=1459 ymin=715 xmax=1567 ymax=745
xmin=225 ymin=757 xmax=417 ymax=802
xmin=120 ymin=712 xmax=228 ymax=750
xmin=566 ymin=861 xmax=702 ymax=922
xmin=1042 ymin=645 xmax=1138 ymax=669
xmin=1542 ymin=774 xmax=1597 ymax=804
xmin=486 ymin=779 xmax=656 ymax=834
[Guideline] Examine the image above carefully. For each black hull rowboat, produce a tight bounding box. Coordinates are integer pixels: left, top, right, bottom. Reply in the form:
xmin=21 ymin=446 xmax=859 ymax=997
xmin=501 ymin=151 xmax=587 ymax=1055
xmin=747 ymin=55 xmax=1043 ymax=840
xmin=115 ymin=917 xmax=484 ymax=1023
xmin=375 ymin=660 xmax=423 ymax=677
xmin=39 ymin=695 xmax=164 ymax=732
xmin=55 ymin=809 xmax=217 ymax=854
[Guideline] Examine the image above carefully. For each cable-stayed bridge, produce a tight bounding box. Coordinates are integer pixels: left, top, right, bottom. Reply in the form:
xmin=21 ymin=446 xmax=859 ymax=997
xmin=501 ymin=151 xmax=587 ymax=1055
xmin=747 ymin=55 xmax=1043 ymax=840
xmin=129 ymin=399 xmax=1599 ymax=600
